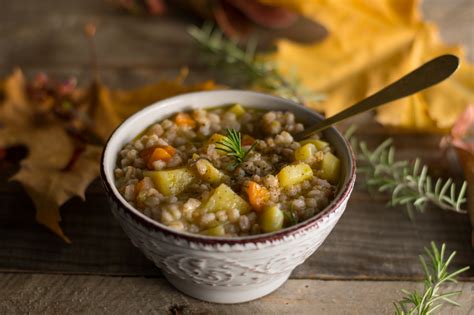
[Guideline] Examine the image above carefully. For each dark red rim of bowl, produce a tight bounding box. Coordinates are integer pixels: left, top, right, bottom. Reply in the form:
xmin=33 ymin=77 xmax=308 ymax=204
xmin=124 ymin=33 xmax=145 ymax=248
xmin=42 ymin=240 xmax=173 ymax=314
xmin=100 ymin=91 xmax=356 ymax=245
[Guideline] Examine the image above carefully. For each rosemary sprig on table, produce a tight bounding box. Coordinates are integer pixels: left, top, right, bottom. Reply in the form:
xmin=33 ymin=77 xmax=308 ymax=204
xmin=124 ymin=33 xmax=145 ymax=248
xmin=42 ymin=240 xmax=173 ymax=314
xmin=188 ymin=24 xmax=323 ymax=104
xmin=216 ymin=128 xmax=256 ymax=170
xmin=394 ymin=242 xmax=469 ymax=314
xmin=346 ymin=128 xmax=468 ymax=216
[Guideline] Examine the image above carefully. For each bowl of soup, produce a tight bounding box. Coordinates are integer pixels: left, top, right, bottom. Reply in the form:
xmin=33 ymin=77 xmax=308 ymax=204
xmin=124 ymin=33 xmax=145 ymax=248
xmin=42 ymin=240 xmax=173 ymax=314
xmin=101 ymin=90 xmax=356 ymax=303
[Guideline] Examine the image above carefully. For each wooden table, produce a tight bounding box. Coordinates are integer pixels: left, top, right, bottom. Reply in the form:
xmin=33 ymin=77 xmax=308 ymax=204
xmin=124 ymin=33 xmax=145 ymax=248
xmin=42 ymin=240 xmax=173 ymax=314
xmin=0 ymin=1 xmax=473 ymax=314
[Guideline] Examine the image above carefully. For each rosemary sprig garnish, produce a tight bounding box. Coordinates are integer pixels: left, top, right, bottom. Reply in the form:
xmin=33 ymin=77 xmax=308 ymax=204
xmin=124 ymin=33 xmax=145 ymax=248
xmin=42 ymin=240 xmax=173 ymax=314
xmin=394 ymin=242 xmax=469 ymax=314
xmin=345 ymin=126 xmax=468 ymax=216
xmin=188 ymin=24 xmax=324 ymax=104
xmin=216 ymin=128 xmax=256 ymax=170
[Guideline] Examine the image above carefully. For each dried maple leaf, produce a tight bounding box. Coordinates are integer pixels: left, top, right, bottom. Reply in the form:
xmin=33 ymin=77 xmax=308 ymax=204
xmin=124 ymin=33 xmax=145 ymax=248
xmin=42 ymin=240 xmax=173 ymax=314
xmin=0 ymin=69 xmax=101 ymax=243
xmin=0 ymin=68 xmax=216 ymax=243
xmin=261 ymin=0 xmax=474 ymax=131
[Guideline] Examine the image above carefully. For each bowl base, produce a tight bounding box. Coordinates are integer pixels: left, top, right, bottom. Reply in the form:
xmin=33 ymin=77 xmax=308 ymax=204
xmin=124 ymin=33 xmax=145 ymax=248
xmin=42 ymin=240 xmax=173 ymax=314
xmin=163 ymin=271 xmax=291 ymax=304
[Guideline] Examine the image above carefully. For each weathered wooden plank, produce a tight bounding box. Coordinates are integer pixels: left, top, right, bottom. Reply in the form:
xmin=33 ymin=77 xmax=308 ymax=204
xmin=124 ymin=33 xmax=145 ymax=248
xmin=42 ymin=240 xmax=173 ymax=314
xmin=0 ymin=175 xmax=472 ymax=279
xmin=0 ymin=0 xmax=112 ymax=17
xmin=0 ymin=0 xmax=472 ymax=284
xmin=0 ymin=15 xmax=202 ymax=71
xmin=0 ymin=274 xmax=472 ymax=314
xmin=0 ymin=0 xmax=471 ymax=75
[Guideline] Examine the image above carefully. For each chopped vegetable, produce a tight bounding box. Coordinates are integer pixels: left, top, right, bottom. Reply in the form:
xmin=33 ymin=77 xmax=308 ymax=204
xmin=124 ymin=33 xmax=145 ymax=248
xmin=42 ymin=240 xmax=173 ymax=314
xmin=300 ymin=139 xmax=329 ymax=151
xmin=294 ymin=143 xmax=317 ymax=162
xmin=195 ymin=159 xmax=224 ymax=184
xmin=147 ymin=147 xmax=172 ymax=169
xmin=141 ymin=145 xmax=176 ymax=169
xmin=135 ymin=179 xmax=145 ymax=197
xmin=163 ymin=145 xmax=176 ymax=155
xmin=208 ymin=133 xmax=226 ymax=143
xmin=259 ymin=205 xmax=284 ymax=233
xmin=277 ymin=163 xmax=313 ymax=188
xmin=320 ymin=152 xmax=341 ymax=184
xmin=208 ymin=133 xmax=227 ymax=154
xmin=200 ymin=183 xmax=251 ymax=214
xmin=201 ymin=224 xmax=226 ymax=236
xmin=174 ymin=112 xmax=196 ymax=127
xmin=246 ymin=181 xmax=270 ymax=211
xmin=228 ymin=104 xmax=246 ymax=117
xmin=116 ymin=106 xmax=341 ymax=238
xmin=144 ymin=168 xmax=194 ymax=196
xmin=242 ymin=134 xmax=255 ymax=146
xmin=138 ymin=146 xmax=155 ymax=161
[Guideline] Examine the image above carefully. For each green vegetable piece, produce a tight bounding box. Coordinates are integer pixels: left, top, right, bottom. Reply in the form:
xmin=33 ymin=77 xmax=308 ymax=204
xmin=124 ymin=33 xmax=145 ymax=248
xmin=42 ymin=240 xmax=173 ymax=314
xmin=260 ymin=205 xmax=284 ymax=233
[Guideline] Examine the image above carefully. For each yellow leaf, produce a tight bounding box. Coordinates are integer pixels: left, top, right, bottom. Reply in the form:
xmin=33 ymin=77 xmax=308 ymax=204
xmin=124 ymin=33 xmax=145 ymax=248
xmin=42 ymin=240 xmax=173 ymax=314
xmin=260 ymin=0 xmax=474 ymax=131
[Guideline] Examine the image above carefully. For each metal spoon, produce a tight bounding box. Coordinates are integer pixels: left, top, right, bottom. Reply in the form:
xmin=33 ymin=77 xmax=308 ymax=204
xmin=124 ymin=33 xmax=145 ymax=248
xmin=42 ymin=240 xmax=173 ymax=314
xmin=294 ymin=54 xmax=460 ymax=141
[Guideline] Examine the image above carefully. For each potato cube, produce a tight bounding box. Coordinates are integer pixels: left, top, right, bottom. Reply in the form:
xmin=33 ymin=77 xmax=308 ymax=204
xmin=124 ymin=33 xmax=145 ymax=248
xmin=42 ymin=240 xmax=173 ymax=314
xmin=144 ymin=168 xmax=194 ymax=196
xmin=320 ymin=152 xmax=341 ymax=184
xmin=208 ymin=133 xmax=227 ymax=154
xmin=200 ymin=184 xmax=251 ymax=214
xmin=294 ymin=143 xmax=317 ymax=162
xmin=300 ymin=139 xmax=329 ymax=151
xmin=195 ymin=159 xmax=224 ymax=184
xmin=277 ymin=163 xmax=313 ymax=188
xmin=228 ymin=104 xmax=246 ymax=117
xmin=201 ymin=224 xmax=226 ymax=236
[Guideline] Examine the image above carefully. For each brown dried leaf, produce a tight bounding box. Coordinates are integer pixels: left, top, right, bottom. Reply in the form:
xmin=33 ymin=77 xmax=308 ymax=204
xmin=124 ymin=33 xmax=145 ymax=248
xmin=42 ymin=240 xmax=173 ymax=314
xmin=9 ymin=134 xmax=101 ymax=244
xmin=0 ymin=69 xmax=32 ymax=126
xmin=0 ymin=68 xmax=216 ymax=242
xmin=0 ymin=70 xmax=101 ymax=243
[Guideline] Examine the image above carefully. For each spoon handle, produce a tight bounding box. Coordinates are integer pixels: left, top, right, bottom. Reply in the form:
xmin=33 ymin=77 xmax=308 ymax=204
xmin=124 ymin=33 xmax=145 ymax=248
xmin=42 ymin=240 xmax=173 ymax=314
xmin=294 ymin=54 xmax=459 ymax=140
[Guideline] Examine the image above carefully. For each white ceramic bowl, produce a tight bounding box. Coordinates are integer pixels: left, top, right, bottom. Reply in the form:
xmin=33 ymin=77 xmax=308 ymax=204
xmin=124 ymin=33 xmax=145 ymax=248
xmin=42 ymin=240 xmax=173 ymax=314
xmin=101 ymin=90 xmax=356 ymax=304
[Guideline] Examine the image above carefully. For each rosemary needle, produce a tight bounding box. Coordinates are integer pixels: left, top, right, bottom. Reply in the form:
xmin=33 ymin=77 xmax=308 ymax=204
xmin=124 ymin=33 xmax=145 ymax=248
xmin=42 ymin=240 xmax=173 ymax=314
xmin=188 ymin=24 xmax=324 ymax=105
xmin=216 ymin=128 xmax=256 ymax=170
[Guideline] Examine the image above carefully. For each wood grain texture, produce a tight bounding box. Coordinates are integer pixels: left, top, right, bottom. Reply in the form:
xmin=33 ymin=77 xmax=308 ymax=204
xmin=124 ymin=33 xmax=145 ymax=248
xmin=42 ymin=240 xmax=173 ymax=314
xmin=0 ymin=171 xmax=472 ymax=279
xmin=0 ymin=0 xmax=471 ymax=76
xmin=0 ymin=0 xmax=473 ymax=312
xmin=0 ymin=274 xmax=473 ymax=314
xmin=0 ymin=0 xmax=472 ymax=285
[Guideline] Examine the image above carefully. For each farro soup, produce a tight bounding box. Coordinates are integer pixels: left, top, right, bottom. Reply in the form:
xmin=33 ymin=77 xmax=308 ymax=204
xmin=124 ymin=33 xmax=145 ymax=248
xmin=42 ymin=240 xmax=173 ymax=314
xmin=114 ymin=104 xmax=341 ymax=237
